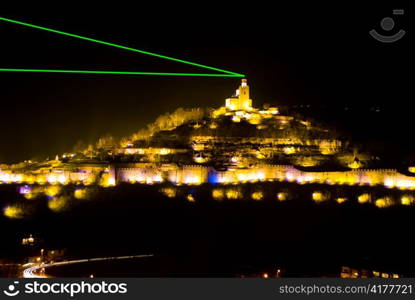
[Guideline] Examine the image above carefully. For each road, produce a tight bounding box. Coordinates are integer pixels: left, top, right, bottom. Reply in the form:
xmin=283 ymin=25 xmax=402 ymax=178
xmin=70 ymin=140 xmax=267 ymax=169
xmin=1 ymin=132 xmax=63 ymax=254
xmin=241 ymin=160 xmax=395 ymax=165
xmin=23 ymin=254 xmax=154 ymax=278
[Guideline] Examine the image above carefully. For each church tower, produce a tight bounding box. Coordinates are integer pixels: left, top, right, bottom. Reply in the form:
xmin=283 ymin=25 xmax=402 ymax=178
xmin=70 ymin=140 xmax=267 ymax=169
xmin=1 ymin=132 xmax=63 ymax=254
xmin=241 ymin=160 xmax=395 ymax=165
xmin=225 ymin=79 xmax=253 ymax=111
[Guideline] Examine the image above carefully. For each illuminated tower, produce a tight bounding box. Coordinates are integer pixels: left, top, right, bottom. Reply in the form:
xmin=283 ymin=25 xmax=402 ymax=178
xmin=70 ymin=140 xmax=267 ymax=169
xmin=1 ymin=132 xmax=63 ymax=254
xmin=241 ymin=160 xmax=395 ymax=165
xmin=225 ymin=79 xmax=253 ymax=111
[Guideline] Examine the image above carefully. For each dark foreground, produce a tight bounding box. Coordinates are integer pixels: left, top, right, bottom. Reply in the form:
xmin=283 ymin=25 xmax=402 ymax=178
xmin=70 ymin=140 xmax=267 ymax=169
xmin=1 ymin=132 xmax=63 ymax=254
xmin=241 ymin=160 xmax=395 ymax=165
xmin=1 ymin=183 xmax=415 ymax=277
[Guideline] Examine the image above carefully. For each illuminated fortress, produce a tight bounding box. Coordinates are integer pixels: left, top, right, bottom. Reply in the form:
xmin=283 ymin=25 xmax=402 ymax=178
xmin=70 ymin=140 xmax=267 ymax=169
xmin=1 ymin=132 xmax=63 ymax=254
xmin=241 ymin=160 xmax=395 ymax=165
xmin=2 ymin=79 xmax=415 ymax=206
xmin=225 ymin=78 xmax=253 ymax=111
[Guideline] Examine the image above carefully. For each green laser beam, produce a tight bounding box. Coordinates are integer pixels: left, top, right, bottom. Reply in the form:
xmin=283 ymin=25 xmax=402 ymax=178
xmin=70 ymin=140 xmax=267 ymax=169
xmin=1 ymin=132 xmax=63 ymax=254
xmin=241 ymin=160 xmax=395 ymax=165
xmin=0 ymin=68 xmax=244 ymax=77
xmin=0 ymin=16 xmax=244 ymax=77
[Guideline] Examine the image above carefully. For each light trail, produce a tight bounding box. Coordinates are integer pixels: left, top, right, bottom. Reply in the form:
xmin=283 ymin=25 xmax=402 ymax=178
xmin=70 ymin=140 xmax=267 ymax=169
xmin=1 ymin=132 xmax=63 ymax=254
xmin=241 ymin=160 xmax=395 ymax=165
xmin=22 ymin=254 xmax=154 ymax=278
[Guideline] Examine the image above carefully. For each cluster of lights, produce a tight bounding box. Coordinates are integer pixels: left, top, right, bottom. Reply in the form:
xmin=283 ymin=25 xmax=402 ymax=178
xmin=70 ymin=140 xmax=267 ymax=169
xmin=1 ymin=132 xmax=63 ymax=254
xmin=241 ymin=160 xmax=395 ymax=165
xmin=5 ymin=164 xmax=415 ymax=193
xmin=127 ymin=174 xmax=163 ymax=184
xmin=157 ymin=186 xmax=414 ymax=209
xmin=182 ymin=176 xmax=202 ymax=185
xmin=22 ymin=234 xmax=35 ymax=245
xmin=212 ymin=188 xmax=243 ymax=200
xmin=160 ymin=187 xmax=176 ymax=198
xmin=0 ymin=172 xmax=23 ymax=183
xmin=312 ymin=192 xmax=413 ymax=209
xmin=0 ymin=169 xmax=104 ymax=186
xmin=216 ymin=170 xmax=266 ymax=184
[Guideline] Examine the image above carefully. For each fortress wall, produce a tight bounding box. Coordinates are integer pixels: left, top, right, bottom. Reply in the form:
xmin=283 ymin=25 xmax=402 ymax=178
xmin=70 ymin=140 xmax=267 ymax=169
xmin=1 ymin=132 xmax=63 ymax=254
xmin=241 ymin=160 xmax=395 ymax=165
xmin=111 ymin=165 xmax=415 ymax=188
xmin=167 ymin=165 xmax=208 ymax=185
xmin=4 ymin=164 xmax=415 ymax=190
xmin=116 ymin=167 xmax=163 ymax=183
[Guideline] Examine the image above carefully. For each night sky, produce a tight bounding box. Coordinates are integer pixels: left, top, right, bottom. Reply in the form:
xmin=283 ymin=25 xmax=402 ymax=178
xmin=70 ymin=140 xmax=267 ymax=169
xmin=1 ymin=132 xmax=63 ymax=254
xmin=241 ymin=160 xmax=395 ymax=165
xmin=0 ymin=3 xmax=410 ymax=163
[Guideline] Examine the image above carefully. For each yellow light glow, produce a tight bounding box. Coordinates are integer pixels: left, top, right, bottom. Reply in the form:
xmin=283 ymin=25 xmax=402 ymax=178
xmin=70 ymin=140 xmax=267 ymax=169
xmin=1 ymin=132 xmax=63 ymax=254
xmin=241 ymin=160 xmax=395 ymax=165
xmin=187 ymin=194 xmax=195 ymax=202
xmin=348 ymin=160 xmax=362 ymax=169
xmin=256 ymin=152 xmax=265 ymax=159
xmin=161 ymin=187 xmax=176 ymax=198
xmin=304 ymin=175 xmax=315 ymax=183
xmin=193 ymin=144 xmax=205 ymax=151
xmin=226 ymin=103 xmax=236 ymax=111
xmin=194 ymin=156 xmax=208 ymax=163
xmin=296 ymin=157 xmax=318 ymax=167
xmin=247 ymin=113 xmax=261 ymax=125
xmin=319 ymin=140 xmax=339 ymax=155
xmin=212 ymin=106 xmax=226 ymax=118
xmin=396 ymin=179 xmax=415 ymax=190
xmin=226 ymin=189 xmax=242 ymax=200
xmin=183 ymin=175 xmax=202 ymax=185
xmin=3 ymin=205 xmax=24 ymax=219
xmin=401 ymin=195 xmax=414 ymax=206
xmin=283 ymin=147 xmax=296 ymax=155
xmin=24 ymin=193 xmax=36 ymax=200
xmin=296 ymin=177 xmax=305 ymax=184
xmin=286 ymin=173 xmax=296 ymax=182
xmin=74 ymin=188 xmax=89 ymax=200
xmin=24 ymin=175 xmax=36 ymax=184
xmin=11 ymin=174 xmax=23 ymax=183
xmin=231 ymin=157 xmax=238 ymax=163
xmin=57 ymin=174 xmax=68 ymax=184
xmin=251 ymin=191 xmax=263 ymax=201
xmin=48 ymin=196 xmax=68 ymax=212
xmin=45 ymin=185 xmax=61 ymax=197
xmin=158 ymin=148 xmax=170 ymax=155
xmin=153 ymin=174 xmax=163 ymax=183
xmin=47 ymin=174 xmax=57 ymax=184
xmin=146 ymin=178 xmax=154 ymax=185
xmin=375 ymin=197 xmax=393 ymax=208
xmin=232 ymin=116 xmax=241 ymax=122
xmin=100 ymin=174 xmax=115 ymax=187
xmin=36 ymin=175 xmax=46 ymax=185
xmin=358 ymin=193 xmax=371 ymax=204
xmin=237 ymin=174 xmax=247 ymax=182
xmin=312 ymin=191 xmax=327 ymax=203
xmin=256 ymin=171 xmax=265 ymax=181
xmin=384 ymin=178 xmax=395 ymax=188
xmin=352 ymin=271 xmax=359 ymax=278
xmin=212 ymin=189 xmax=224 ymax=200
xmin=269 ymin=107 xmax=279 ymax=114
xmin=336 ymin=197 xmax=347 ymax=204
xmin=0 ymin=172 xmax=8 ymax=183
xmin=277 ymin=192 xmax=287 ymax=201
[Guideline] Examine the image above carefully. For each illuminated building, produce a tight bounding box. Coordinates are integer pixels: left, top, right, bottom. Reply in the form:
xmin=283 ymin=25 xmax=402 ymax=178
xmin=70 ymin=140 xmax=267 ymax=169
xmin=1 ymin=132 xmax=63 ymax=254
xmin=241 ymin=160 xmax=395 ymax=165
xmin=225 ymin=79 xmax=253 ymax=111
xmin=341 ymin=266 xmax=400 ymax=279
xmin=22 ymin=234 xmax=35 ymax=246
xmin=1 ymin=78 xmax=415 ymax=208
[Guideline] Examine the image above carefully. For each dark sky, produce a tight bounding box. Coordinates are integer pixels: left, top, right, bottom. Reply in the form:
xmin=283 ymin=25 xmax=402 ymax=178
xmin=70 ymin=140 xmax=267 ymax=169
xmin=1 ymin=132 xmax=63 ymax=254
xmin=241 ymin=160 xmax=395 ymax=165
xmin=0 ymin=3 xmax=410 ymax=163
